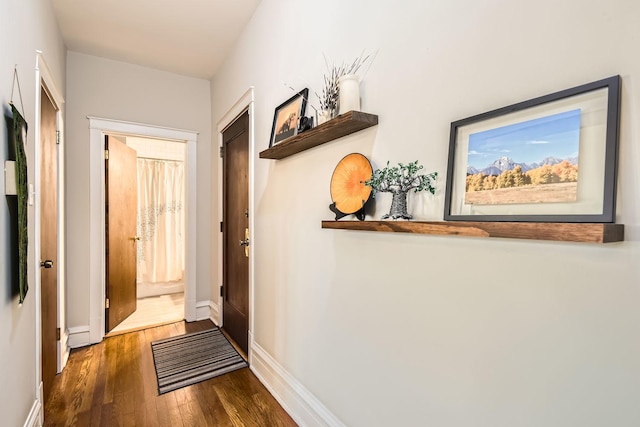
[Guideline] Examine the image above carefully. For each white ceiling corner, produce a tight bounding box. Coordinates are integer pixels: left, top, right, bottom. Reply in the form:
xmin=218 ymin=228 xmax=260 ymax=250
xmin=50 ymin=0 xmax=262 ymax=80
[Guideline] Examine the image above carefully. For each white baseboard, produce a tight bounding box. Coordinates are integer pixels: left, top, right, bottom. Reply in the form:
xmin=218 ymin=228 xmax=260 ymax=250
xmin=89 ymin=314 xmax=103 ymax=345
xmin=210 ymin=300 xmax=220 ymax=325
xmin=196 ymin=300 xmax=216 ymax=322
xmin=67 ymin=325 xmax=91 ymax=348
xmin=250 ymin=340 xmax=345 ymax=427
xmin=23 ymin=396 xmax=41 ymax=427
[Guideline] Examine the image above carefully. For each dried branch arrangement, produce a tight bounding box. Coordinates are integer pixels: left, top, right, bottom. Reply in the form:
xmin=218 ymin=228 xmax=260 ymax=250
xmin=315 ymin=52 xmax=371 ymax=113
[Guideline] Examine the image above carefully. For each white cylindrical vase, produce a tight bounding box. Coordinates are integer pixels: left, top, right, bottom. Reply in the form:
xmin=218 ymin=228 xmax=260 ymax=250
xmin=338 ymin=74 xmax=360 ymax=115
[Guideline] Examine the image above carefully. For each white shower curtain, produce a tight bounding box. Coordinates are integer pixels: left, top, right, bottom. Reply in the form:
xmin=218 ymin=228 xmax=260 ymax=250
xmin=137 ymin=159 xmax=185 ymax=286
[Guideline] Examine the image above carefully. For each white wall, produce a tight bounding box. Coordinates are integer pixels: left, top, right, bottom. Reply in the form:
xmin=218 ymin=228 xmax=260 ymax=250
xmin=65 ymin=52 xmax=212 ymax=327
xmin=210 ymin=0 xmax=640 ymax=426
xmin=0 ymin=0 xmax=66 ymax=425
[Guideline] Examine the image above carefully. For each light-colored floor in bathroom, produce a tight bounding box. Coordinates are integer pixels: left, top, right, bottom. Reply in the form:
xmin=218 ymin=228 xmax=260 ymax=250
xmin=108 ymin=293 xmax=184 ymax=336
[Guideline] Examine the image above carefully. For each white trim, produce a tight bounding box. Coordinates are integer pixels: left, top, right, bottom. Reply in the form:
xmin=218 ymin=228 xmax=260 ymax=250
xmin=194 ymin=300 xmax=220 ymax=324
xmin=205 ymin=301 xmax=220 ymax=326
xmin=215 ymin=87 xmax=255 ymax=335
xmin=250 ymin=340 xmax=346 ymax=427
xmin=38 ymin=381 xmax=43 ymax=426
xmin=184 ymin=130 xmax=198 ymax=322
xmin=33 ymin=55 xmax=43 ymax=412
xmin=23 ymin=397 xmax=42 ymax=427
xmin=196 ymin=300 xmax=216 ymax=321
xmin=87 ymin=117 xmax=198 ymax=344
xmin=67 ymin=326 xmax=91 ymax=348
xmin=87 ymin=117 xmax=197 ymax=141
xmin=35 ymin=51 xmax=64 ymax=105
xmin=56 ymin=103 xmax=68 ymax=373
xmin=47 ymin=72 xmax=68 ymax=373
xmin=210 ymin=300 xmax=220 ymax=324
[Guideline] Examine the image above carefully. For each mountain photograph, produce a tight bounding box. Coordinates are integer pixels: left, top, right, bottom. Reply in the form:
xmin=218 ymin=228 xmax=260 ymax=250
xmin=464 ymin=109 xmax=581 ymax=205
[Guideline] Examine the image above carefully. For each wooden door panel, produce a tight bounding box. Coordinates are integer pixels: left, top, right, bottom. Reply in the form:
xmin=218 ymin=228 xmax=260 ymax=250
xmin=106 ymin=136 xmax=138 ymax=332
xmin=223 ymin=111 xmax=250 ymax=354
xmin=40 ymin=87 xmax=58 ymax=405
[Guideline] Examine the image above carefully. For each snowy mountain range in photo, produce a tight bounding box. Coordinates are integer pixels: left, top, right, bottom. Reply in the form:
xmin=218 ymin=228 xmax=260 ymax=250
xmin=467 ymin=155 xmax=579 ymax=176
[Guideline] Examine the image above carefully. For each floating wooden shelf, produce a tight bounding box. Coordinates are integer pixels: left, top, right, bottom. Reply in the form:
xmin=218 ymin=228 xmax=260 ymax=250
xmin=259 ymin=111 xmax=378 ymax=160
xmin=321 ymin=220 xmax=624 ymax=243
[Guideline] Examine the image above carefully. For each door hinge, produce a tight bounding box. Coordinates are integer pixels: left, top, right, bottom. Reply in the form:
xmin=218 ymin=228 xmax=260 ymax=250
xmin=220 ymin=221 xmax=224 ymax=232
xmin=104 ymin=149 xmax=109 ymax=160
xmin=220 ymin=286 xmax=224 ymax=298
xmin=56 ymin=130 xmax=61 ymax=145
xmin=219 ymin=146 xmax=225 ymax=158
xmin=56 ymin=328 xmax=61 ymax=341
xmin=105 ymin=298 xmax=110 ymax=309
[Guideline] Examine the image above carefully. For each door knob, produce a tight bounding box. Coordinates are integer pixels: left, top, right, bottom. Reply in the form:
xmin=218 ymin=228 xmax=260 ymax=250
xmin=40 ymin=260 xmax=53 ymax=269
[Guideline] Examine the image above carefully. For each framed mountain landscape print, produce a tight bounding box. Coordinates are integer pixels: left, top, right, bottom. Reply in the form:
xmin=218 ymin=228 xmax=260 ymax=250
xmin=444 ymin=75 xmax=621 ymax=223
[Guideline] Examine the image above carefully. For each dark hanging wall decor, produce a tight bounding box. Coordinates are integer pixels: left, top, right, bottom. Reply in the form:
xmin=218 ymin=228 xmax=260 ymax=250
xmin=6 ymin=67 xmax=29 ymax=303
xmin=10 ymin=104 xmax=29 ymax=303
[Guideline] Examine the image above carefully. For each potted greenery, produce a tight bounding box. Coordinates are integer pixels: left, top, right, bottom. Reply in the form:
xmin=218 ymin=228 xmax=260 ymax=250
xmin=365 ymin=161 xmax=437 ymax=219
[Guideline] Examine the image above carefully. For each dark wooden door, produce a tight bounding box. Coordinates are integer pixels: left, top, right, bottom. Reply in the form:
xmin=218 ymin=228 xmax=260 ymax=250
xmin=40 ymin=87 xmax=58 ymax=405
xmin=105 ymin=135 xmax=138 ymax=332
xmin=223 ymin=111 xmax=250 ymax=354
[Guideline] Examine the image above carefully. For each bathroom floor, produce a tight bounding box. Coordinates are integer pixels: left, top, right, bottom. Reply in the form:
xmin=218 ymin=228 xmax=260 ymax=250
xmin=108 ymin=292 xmax=184 ymax=336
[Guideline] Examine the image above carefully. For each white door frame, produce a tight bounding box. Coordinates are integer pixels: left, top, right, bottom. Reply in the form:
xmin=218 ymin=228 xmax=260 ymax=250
xmin=216 ymin=87 xmax=255 ymax=361
xmin=34 ymin=51 xmax=66 ymax=417
xmin=87 ymin=117 xmax=198 ymax=344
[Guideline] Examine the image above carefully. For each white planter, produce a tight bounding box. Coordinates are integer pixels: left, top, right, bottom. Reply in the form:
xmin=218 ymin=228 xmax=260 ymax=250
xmin=338 ymin=74 xmax=361 ymax=114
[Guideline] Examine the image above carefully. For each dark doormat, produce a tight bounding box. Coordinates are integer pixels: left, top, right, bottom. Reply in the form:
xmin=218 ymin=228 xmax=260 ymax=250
xmin=151 ymin=328 xmax=248 ymax=394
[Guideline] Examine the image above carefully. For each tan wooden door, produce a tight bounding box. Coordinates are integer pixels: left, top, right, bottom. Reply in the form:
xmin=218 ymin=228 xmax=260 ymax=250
xmin=222 ymin=111 xmax=250 ymax=354
xmin=105 ymin=135 xmax=138 ymax=332
xmin=40 ymin=87 xmax=58 ymax=405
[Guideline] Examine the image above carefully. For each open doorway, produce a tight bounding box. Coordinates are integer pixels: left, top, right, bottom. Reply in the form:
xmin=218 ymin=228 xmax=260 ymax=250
xmin=107 ymin=134 xmax=186 ymax=335
xmin=86 ymin=117 xmax=197 ymax=345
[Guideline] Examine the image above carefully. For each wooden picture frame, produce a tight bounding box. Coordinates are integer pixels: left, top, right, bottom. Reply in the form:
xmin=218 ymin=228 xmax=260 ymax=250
xmin=444 ymin=75 xmax=621 ymax=223
xmin=269 ymin=88 xmax=308 ymax=148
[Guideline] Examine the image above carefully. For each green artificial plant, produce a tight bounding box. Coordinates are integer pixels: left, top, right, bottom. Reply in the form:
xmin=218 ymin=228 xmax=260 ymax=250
xmin=365 ymin=160 xmax=437 ymax=219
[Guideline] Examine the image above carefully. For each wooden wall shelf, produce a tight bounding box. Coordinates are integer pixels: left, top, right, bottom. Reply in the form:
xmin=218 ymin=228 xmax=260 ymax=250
xmin=321 ymin=220 xmax=624 ymax=243
xmin=259 ymin=111 xmax=378 ymax=160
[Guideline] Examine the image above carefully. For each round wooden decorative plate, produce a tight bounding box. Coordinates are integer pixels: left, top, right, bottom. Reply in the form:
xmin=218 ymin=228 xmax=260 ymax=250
xmin=330 ymin=153 xmax=373 ymax=214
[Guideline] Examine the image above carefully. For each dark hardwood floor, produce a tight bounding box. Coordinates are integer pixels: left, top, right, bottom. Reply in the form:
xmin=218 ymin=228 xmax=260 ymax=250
xmin=44 ymin=320 xmax=297 ymax=426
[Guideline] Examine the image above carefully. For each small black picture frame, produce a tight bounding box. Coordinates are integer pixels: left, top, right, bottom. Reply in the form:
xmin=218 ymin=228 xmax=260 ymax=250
xmin=269 ymin=88 xmax=308 ymax=148
xmin=444 ymin=75 xmax=621 ymax=223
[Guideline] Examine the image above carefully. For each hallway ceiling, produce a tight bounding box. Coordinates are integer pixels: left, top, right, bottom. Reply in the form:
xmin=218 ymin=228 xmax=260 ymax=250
xmin=50 ymin=0 xmax=262 ymax=79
